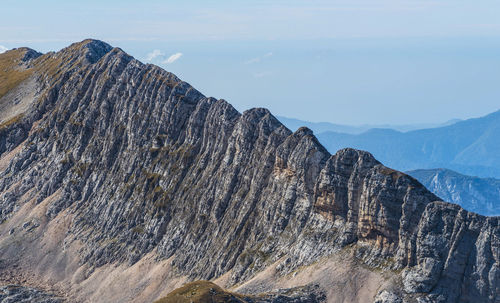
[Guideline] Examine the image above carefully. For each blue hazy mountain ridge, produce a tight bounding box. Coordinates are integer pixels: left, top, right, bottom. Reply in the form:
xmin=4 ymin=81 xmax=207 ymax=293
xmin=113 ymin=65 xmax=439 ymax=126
xmin=306 ymin=110 xmax=500 ymax=179
xmin=277 ymin=116 xmax=462 ymax=135
xmin=408 ymin=168 xmax=500 ymax=216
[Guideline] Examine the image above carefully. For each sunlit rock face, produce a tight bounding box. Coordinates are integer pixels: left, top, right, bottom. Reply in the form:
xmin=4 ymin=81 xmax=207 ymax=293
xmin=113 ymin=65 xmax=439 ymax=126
xmin=0 ymin=40 xmax=498 ymax=303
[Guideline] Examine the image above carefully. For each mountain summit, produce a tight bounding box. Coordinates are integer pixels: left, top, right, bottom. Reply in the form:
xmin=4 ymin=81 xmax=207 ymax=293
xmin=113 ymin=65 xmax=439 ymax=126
xmin=0 ymin=40 xmax=498 ymax=303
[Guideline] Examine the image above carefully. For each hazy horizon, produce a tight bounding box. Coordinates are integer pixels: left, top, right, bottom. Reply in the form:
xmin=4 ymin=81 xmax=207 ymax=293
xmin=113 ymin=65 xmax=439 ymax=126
xmin=2 ymin=0 xmax=500 ymax=125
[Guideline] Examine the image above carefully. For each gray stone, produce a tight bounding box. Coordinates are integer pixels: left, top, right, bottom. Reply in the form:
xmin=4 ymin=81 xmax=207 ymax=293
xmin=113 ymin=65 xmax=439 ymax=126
xmin=0 ymin=39 xmax=498 ymax=303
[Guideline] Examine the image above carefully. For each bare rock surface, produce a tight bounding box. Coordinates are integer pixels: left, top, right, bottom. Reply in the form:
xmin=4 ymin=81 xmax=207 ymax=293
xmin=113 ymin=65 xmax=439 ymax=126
xmin=0 ymin=285 xmax=63 ymax=303
xmin=0 ymin=40 xmax=498 ymax=303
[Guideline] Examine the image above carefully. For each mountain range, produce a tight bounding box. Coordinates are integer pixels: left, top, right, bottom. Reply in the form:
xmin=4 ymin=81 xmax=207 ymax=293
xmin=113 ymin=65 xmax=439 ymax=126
xmin=304 ymin=111 xmax=500 ymax=179
xmin=408 ymin=168 xmax=500 ymax=216
xmin=0 ymin=40 xmax=498 ymax=303
xmin=278 ymin=116 xmax=462 ymax=135
xmin=278 ymin=115 xmax=500 ymax=216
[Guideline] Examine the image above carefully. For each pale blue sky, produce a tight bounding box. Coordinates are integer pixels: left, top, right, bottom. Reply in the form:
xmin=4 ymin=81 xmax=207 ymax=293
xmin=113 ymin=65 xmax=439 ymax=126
xmin=1 ymin=0 xmax=500 ymax=125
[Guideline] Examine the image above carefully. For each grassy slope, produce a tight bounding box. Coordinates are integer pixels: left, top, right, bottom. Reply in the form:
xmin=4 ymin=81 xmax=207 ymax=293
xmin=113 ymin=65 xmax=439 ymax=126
xmin=154 ymin=281 xmax=249 ymax=303
xmin=0 ymin=49 xmax=34 ymax=100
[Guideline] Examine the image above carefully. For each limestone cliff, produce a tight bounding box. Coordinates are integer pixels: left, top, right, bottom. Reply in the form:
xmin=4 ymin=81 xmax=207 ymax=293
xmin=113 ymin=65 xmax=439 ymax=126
xmin=0 ymin=40 xmax=498 ymax=303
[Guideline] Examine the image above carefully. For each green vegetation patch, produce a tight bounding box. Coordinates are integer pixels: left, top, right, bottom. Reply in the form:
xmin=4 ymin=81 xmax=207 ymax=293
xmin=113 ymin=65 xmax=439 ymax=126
xmin=154 ymin=281 xmax=248 ymax=303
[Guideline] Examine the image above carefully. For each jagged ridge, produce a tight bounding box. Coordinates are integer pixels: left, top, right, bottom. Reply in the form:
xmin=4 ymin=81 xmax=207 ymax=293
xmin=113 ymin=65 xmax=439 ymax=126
xmin=0 ymin=40 xmax=498 ymax=303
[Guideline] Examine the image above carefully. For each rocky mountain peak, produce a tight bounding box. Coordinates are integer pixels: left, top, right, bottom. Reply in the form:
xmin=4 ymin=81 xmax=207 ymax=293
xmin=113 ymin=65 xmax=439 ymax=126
xmin=294 ymin=126 xmax=314 ymax=136
xmin=0 ymin=40 xmax=498 ymax=303
xmin=1 ymin=47 xmax=41 ymax=62
xmin=62 ymin=38 xmax=114 ymax=64
xmin=14 ymin=47 xmax=43 ymax=62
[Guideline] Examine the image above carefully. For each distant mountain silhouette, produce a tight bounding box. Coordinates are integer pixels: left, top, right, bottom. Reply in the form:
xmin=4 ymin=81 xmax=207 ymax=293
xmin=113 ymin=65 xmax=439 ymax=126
xmin=312 ymin=110 xmax=500 ymax=178
xmin=278 ymin=116 xmax=461 ymax=135
xmin=408 ymin=168 xmax=500 ymax=216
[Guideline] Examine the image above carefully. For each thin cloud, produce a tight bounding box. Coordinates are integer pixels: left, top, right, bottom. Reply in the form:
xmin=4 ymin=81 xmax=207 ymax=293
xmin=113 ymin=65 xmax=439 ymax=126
xmin=253 ymin=71 xmax=272 ymax=78
xmin=0 ymin=45 xmax=8 ymax=54
xmin=146 ymin=49 xmax=164 ymax=62
xmin=163 ymin=52 xmax=183 ymax=64
xmin=245 ymin=52 xmax=273 ymax=64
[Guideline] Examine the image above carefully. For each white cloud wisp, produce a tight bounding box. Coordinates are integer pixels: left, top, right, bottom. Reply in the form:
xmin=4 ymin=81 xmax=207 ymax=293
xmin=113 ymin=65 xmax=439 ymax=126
xmin=163 ymin=52 xmax=183 ymax=64
xmin=145 ymin=49 xmax=164 ymax=62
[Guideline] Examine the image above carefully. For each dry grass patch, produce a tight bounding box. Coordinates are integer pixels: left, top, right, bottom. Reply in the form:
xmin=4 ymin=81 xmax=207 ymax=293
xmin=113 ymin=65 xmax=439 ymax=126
xmin=0 ymin=49 xmax=34 ymax=100
xmin=154 ymin=281 xmax=249 ymax=303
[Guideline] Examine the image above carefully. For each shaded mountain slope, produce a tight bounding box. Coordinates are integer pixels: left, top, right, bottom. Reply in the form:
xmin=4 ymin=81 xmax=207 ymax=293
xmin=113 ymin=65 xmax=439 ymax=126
xmin=316 ymin=111 xmax=500 ymax=178
xmin=0 ymin=40 xmax=498 ymax=303
xmin=408 ymin=168 xmax=500 ymax=216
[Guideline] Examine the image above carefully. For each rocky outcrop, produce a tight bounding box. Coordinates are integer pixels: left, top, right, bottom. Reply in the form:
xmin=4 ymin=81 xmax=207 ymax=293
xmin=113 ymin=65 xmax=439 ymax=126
xmin=0 ymin=40 xmax=498 ymax=303
xmin=0 ymin=285 xmax=62 ymax=303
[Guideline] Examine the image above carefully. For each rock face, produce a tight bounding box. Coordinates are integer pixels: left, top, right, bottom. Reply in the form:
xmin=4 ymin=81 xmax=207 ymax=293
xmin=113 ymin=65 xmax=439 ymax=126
xmin=0 ymin=285 xmax=62 ymax=303
xmin=0 ymin=40 xmax=499 ymax=303
xmin=408 ymin=168 xmax=500 ymax=216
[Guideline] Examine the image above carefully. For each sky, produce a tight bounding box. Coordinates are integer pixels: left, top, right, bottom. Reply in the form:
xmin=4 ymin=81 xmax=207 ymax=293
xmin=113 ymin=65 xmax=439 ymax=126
xmin=1 ymin=0 xmax=500 ymax=125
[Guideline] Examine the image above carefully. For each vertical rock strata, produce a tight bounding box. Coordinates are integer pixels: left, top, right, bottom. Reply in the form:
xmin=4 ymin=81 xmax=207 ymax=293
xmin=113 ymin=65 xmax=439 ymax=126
xmin=0 ymin=40 xmax=498 ymax=303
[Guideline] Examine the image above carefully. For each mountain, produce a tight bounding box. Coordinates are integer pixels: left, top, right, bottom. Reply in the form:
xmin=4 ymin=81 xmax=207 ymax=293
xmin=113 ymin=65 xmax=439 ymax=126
xmin=0 ymin=40 xmax=498 ymax=303
xmin=277 ymin=116 xmax=461 ymax=135
xmin=316 ymin=112 xmax=500 ymax=179
xmin=408 ymin=168 xmax=500 ymax=216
